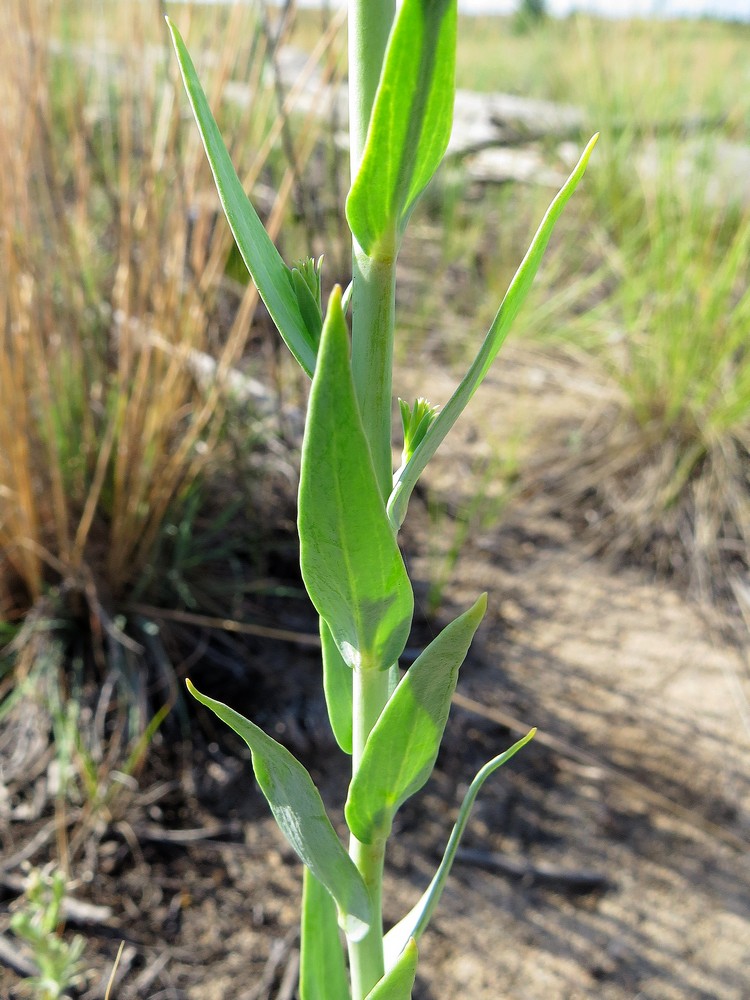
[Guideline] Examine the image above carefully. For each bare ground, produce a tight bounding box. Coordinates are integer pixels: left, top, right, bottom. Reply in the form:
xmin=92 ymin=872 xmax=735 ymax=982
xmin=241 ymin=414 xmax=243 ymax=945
xmin=1 ymin=348 xmax=749 ymax=999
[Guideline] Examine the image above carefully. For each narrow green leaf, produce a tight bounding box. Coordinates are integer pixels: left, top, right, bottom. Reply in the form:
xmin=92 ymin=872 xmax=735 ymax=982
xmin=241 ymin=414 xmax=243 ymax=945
xmin=388 ymin=135 xmax=599 ymax=529
xmin=321 ymin=617 xmax=353 ymax=755
xmin=346 ymin=0 xmax=457 ymax=258
xmin=166 ymin=18 xmax=317 ymax=377
xmin=300 ymin=868 xmax=351 ymax=1000
xmin=364 ymin=938 xmax=418 ymax=1000
xmin=345 ymin=595 xmax=487 ymax=844
xmin=186 ymin=680 xmax=371 ymax=940
xmin=299 ymin=287 xmax=413 ymax=671
xmin=383 ymin=730 xmax=536 ymax=967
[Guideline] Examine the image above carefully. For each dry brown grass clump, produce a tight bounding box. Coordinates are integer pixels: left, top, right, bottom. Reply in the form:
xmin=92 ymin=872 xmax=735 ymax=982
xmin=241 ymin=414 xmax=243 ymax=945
xmin=0 ymin=0 xmax=347 ymax=782
xmin=0 ymin=0 xmax=344 ymax=616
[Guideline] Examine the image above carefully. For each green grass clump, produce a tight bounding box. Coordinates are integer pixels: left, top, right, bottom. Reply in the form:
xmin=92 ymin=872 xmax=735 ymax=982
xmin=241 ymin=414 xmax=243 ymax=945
xmin=566 ymin=146 xmax=750 ymax=594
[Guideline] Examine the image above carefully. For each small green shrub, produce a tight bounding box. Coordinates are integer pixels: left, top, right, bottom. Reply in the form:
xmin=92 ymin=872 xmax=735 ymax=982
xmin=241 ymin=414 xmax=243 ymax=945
xmin=547 ymin=141 xmax=750 ymax=596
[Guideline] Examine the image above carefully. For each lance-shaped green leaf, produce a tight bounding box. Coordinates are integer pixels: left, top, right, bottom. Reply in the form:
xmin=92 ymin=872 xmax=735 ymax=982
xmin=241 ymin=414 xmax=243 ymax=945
xmin=299 ymin=287 xmax=413 ymax=671
xmin=300 ymin=868 xmax=350 ymax=1000
xmin=166 ymin=18 xmax=317 ymax=377
xmin=186 ymin=680 xmax=370 ymax=940
xmin=387 ymin=135 xmax=599 ymax=529
xmin=364 ymin=939 xmax=418 ymax=1000
xmin=346 ymin=0 xmax=457 ymax=258
xmin=383 ymin=729 xmax=536 ymax=967
xmin=345 ymin=595 xmax=487 ymax=844
xmin=321 ymin=617 xmax=353 ymax=755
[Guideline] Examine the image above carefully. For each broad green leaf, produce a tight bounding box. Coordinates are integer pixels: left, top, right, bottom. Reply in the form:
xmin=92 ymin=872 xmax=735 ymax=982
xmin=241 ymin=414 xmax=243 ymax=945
xmin=300 ymin=868 xmax=350 ymax=1000
xmin=383 ymin=729 xmax=536 ymax=967
xmin=388 ymin=135 xmax=599 ymax=529
xmin=186 ymin=680 xmax=370 ymax=940
xmin=345 ymin=595 xmax=487 ymax=844
xmin=321 ymin=617 xmax=353 ymax=755
xmin=364 ymin=938 xmax=418 ymax=1000
xmin=166 ymin=18 xmax=317 ymax=377
xmin=299 ymin=287 xmax=413 ymax=671
xmin=346 ymin=0 xmax=457 ymax=258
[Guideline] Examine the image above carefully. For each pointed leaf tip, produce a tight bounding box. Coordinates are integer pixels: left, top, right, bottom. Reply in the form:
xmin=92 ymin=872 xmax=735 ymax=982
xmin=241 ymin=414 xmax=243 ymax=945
xmin=387 ymin=133 xmax=598 ymax=529
xmin=347 ymin=0 xmax=457 ymax=257
xmin=346 ymin=594 xmax=487 ymax=842
xmin=364 ymin=938 xmax=418 ymax=999
xmin=166 ymin=18 xmax=317 ymax=376
xmin=383 ymin=728 xmax=535 ymax=964
xmin=186 ymin=680 xmax=371 ymax=940
xmin=299 ymin=287 xmax=413 ymax=671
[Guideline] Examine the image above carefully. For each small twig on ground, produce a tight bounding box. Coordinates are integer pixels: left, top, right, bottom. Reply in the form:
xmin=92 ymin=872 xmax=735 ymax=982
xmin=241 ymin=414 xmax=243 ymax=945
xmin=238 ymin=927 xmax=299 ymax=1000
xmin=124 ymin=603 xmax=321 ymax=647
xmin=0 ymin=871 xmax=113 ymax=926
xmin=455 ymin=847 xmax=611 ymax=892
xmin=277 ymin=948 xmax=300 ymax=1000
xmin=104 ymin=941 xmax=125 ymax=1000
xmin=0 ymin=817 xmax=60 ymax=873
xmin=132 ymin=821 xmax=240 ymax=845
xmin=127 ymin=947 xmax=171 ymax=998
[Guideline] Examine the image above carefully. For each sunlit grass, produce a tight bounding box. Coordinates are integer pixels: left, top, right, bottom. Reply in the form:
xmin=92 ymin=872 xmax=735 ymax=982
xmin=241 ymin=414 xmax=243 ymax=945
xmin=0 ymin=0 xmax=342 ymax=800
xmin=288 ymin=9 xmax=750 ymax=134
xmin=0 ymin=0 xmax=315 ymax=617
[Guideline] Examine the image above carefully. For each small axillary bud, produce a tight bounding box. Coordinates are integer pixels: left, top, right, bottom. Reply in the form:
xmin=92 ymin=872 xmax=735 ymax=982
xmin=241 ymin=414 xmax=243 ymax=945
xmin=399 ymin=396 xmax=439 ymax=466
xmin=289 ymin=255 xmax=325 ymax=350
xmin=294 ymin=255 xmax=324 ymax=310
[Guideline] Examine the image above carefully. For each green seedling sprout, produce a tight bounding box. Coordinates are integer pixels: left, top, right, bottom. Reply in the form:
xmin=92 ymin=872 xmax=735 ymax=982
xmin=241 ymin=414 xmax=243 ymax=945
xmin=167 ymin=3 xmax=596 ymax=996
xmin=10 ymin=869 xmax=86 ymax=1000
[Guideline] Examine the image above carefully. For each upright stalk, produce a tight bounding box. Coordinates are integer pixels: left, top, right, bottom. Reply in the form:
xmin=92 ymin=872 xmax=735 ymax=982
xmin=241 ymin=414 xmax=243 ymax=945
xmin=347 ymin=664 xmax=391 ymax=998
xmin=347 ymin=4 xmax=398 ymax=997
xmin=350 ymin=255 xmax=396 ymax=500
xmin=348 ymin=0 xmax=397 ymax=501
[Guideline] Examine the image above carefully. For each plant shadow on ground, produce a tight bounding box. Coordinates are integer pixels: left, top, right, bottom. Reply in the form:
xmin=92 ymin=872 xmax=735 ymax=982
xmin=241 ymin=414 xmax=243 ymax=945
xmin=2 ymin=467 xmax=747 ymax=998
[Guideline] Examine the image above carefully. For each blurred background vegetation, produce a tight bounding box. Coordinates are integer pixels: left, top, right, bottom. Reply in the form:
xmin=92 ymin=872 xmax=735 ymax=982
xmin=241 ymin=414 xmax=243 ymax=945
xmin=1 ymin=0 xmax=748 ymax=800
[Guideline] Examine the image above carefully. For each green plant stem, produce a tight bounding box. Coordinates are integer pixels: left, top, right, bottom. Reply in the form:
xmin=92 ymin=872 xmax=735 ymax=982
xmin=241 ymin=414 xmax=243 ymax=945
xmin=348 ymin=831 xmax=387 ymax=999
xmin=348 ymin=664 xmax=391 ymax=999
xmin=348 ymin=0 xmax=397 ymax=501
xmin=351 ymin=253 xmax=397 ymax=500
xmin=345 ymin=4 xmax=407 ymax=995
